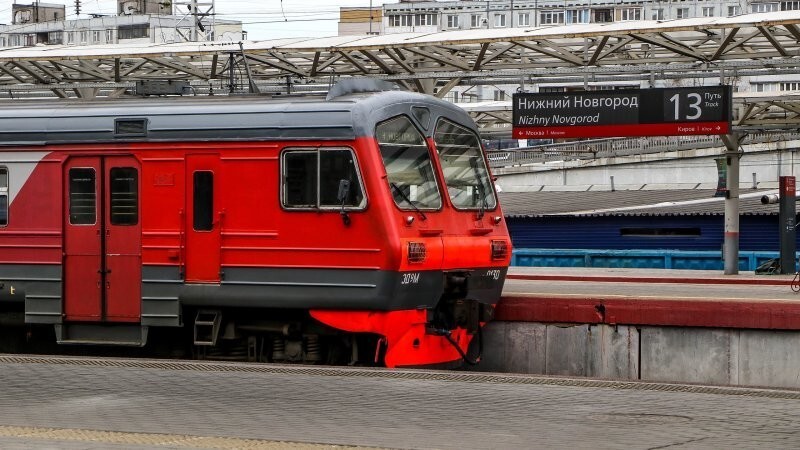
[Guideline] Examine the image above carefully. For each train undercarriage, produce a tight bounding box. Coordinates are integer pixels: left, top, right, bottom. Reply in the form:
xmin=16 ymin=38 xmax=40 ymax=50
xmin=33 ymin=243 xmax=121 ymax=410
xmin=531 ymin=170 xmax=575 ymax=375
xmin=0 ymin=295 xmax=493 ymax=369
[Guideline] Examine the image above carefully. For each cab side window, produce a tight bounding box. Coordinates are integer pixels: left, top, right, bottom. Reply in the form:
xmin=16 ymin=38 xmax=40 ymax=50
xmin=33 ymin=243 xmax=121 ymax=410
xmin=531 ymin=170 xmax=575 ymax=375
xmin=282 ymin=148 xmax=366 ymax=209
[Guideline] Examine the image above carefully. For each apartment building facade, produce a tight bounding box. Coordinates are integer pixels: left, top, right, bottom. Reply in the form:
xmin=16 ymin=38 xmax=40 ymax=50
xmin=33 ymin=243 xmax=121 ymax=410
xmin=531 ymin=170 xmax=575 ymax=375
xmin=382 ymin=0 xmax=798 ymax=33
xmin=0 ymin=1 xmax=243 ymax=48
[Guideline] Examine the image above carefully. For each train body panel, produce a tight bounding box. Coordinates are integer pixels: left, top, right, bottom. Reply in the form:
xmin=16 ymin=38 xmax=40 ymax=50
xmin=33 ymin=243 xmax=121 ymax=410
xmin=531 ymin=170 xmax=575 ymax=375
xmin=0 ymin=88 xmax=510 ymax=367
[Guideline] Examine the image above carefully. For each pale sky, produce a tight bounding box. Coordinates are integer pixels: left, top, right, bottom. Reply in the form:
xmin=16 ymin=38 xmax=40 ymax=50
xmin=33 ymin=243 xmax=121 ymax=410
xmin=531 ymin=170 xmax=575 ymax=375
xmin=0 ymin=0 xmax=395 ymax=40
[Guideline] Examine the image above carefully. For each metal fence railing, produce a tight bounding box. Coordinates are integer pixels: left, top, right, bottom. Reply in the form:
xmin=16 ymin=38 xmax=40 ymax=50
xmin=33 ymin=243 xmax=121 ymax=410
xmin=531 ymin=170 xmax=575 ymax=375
xmin=486 ymin=133 xmax=800 ymax=168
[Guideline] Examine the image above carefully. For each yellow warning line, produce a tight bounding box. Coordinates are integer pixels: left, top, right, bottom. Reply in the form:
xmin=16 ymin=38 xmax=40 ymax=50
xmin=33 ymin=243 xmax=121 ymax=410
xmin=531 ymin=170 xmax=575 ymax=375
xmin=0 ymin=425 xmax=369 ymax=449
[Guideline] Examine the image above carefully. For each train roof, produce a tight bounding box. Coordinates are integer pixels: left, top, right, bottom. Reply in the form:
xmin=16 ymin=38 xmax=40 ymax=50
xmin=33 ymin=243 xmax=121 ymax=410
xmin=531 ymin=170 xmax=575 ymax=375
xmin=0 ymin=89 xmax=475 ymax=146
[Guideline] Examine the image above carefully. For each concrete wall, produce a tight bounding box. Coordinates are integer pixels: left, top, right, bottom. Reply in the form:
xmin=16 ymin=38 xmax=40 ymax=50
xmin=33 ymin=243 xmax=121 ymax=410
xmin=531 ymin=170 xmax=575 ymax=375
xmin=477 ymin=322 xmax=638 ymax=379
xmin=477 ymin=322 xmax=800 ymax=389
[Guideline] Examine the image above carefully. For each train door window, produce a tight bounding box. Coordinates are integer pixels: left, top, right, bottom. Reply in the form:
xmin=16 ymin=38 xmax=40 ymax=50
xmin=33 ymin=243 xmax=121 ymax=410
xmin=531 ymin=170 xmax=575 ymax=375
xmin=110 ymin=167 xmax=138 ymax=225
xmin=282 ymin=148 xmax=366 ymax=209
xmin=69 ymin=168 xmax=97 ymax=225
xmin=0 ymin=167 xmax=7 ymax=226
xmin=433 ymin=119 xmax=497 ymax=211
xmin=376 ymin=116 xmax=442 ymax=210
xmin=193 ymin=171 xmax=213 ymax=231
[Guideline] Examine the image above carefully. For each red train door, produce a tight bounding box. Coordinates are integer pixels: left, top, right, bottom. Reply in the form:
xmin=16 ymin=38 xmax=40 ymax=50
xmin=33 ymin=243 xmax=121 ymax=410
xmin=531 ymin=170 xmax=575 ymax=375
xmin=185 ymin=154 xmax=221 ymax=282
xmin=63 ymin=156 xmax=141 ymax=322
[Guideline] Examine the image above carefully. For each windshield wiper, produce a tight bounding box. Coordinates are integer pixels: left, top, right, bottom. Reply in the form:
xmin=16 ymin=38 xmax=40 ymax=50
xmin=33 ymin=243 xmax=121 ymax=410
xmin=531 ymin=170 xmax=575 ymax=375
xmin=391 ymin=182 xmax=427 ymax=221
xmin=470 ymin=158 xmax=489 ymax=220
xmin=476 ymin=183 xmax=487 ymax=220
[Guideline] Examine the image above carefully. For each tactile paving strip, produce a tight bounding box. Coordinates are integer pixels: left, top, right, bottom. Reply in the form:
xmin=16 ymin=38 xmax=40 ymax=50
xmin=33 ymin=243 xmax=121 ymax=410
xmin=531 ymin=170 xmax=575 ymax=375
xmin=1 ymin=354 xmax=799 ymax=400
xmin=0 ymin=425 xmax=368 ymax=448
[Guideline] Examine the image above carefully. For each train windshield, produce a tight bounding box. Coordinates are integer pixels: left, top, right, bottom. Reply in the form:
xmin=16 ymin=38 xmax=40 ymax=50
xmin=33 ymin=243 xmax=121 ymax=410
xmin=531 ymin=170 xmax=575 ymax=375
xmin=434 ymin=119 xmax=497 ymax=211
xmin=376 ymin=116 xmax=442 ymax=210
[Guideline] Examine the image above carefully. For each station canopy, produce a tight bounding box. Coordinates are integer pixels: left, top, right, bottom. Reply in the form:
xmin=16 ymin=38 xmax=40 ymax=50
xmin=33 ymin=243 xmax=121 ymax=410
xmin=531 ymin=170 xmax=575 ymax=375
xmin=0 ymin=11 xmax=799 ymax=133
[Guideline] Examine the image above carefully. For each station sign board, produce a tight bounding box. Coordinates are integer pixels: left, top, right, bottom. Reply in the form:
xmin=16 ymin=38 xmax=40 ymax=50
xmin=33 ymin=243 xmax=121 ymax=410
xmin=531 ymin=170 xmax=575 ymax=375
xmin=512 ymin=86 xmax=732 ymax=139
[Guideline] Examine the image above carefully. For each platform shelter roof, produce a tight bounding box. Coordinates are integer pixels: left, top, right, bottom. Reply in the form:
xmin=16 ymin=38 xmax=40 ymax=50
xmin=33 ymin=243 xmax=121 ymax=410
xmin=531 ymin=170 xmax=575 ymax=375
xmin=0 ymin=11 xmax=798 ymax=98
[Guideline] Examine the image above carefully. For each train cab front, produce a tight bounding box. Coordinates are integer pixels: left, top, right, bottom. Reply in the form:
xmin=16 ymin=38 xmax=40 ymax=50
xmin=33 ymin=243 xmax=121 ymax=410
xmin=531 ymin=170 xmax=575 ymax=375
xmin=312 ymin=107 xmax=511 ymax=369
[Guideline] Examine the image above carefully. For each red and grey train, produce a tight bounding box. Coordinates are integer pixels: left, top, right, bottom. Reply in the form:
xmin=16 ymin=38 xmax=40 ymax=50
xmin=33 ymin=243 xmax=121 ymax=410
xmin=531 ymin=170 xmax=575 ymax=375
xmin=0 ymin=82 xmax=511 ymax=368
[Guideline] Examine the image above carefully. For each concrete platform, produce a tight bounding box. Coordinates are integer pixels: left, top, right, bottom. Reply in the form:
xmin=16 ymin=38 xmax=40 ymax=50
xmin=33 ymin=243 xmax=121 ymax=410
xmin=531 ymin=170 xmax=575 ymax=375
xmin=499 ymin=267 xmax=800 ymax=329
xmin=477 ymin=267 xmax=800 ymax=388
xmin=0 ymin=355 xmax=799 ymax=449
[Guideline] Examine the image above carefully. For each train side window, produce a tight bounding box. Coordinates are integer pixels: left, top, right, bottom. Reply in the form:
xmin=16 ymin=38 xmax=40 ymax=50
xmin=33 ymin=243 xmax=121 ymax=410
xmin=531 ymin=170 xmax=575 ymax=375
xmin=69 ymin=168 xmax=97 ymax=225
xmin=193 ymin=171 xmax=213 ymax=231
xmin=376 ymin=116 xmax=442 ymax=210
xmin=0 ymin=167 xmax=7 ymax=227
xmin=110 ymin=167 xmax=138 ymax=226
xmin=284 ymin=151 xmax=317 ymax=207
xmin=282 ymin=148 xmax=365 ymax=210
xmin=319 ymin=150 xmax=364 ymax=208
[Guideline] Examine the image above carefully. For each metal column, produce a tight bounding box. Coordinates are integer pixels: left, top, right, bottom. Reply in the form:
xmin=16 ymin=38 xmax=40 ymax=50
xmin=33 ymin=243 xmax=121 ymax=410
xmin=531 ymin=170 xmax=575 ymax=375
xmin=720 ymin=134 xmax=742 ymax=275
xmin=779 ymin=176 xmax=796 ymax=274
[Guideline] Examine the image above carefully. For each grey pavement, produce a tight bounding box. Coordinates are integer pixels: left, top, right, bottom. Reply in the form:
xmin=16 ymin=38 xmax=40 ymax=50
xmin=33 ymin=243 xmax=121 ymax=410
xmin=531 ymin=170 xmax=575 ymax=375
xmin=0 ymin=356 xmax=798 ymax=449
xmin=502 ymin=277 xmax=797 ymax=301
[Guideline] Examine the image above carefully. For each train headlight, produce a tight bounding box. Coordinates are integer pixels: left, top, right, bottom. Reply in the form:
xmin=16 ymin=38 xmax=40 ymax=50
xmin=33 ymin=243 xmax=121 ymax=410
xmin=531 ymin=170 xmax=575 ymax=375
xmin=491 ymin=240 xmax=508 ymax=260
xmin=408 ymin=242 xmax=427 ymax=264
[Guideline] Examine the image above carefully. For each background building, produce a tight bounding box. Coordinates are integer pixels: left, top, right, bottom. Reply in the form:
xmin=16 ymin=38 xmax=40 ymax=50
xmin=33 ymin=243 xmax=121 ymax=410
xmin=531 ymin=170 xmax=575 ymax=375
xmin=0 ymin=1 xmax=243 ymax=47
xmin=360 ymin=0 xmax=800 ymax=102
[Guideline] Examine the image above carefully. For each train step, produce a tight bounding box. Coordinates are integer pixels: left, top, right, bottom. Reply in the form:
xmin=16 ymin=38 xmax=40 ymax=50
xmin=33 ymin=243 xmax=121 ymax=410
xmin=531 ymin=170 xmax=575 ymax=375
xmin=54 ymin=324 xmax=149 ymax=346
xmin=193 ymin=310 xmax=222 ymax=346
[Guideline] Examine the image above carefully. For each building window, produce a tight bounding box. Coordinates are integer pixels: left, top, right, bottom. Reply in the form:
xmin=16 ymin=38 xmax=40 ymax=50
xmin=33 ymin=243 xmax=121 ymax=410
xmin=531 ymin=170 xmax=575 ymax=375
xmin=118 ymin=24 xmax=150 ymax=40
xmin=702 ymin=7 xmax=715 ymax=17
xmin=493 ymin=90 xmax=507 ymax=101
xmin=539 ymin=86 xmax=566 ymax=93
xmin=752 ymin=3 xmax=779 ymax=12
xmin=566 ymin=9 xmax=589 ymax=24
xmin=67 ymin=32 xmax=74 ymax=44
xmin=92 ymin=30 xmax=101 ymax=42
xmin=752 ymin=83 xmax=779 ymax=92
xmin=676 ymin=8 xmax=690 ymax=19
xmin=651 ymin=9 xmax=664 ymax=20
xmin=106 ymin=29 xmax=115 ymax=43
xmin=781 ymin=82 xmax=800 ymax=91
xmin=728 ymin=5 xmax=741 ymax=15
xmin=282 ymin=148 xmax=366 ymax=210
xmin=494 ymin=13 xmax=506 ymax=27
xmin=620 ymin=8 xmax=642 ymax=21
xmin=415 ymin=13 xmax=437 ymax=27
xmin=46 ymin=31 xmax=63 ymax=45
xmin=593 ymin=9 xmax=613 ymax=23
xmin=79 ymin=31 xmax=88 ymax=43
xmin=621 ymin=228 xmax=701 ymax=237
xmin=540 ymin=11 xmax=565 ymax=25
xmin=0 ymin=167 xmax=7 ymax=227
xmin=471 ymin=14 xmax=485 ymax=28
xmin=446 ymin=14 xmax=459 ymax=28
xmin=518 ymin=12 xmax=530 ymax=26
xmin=782 ymin=1 xmax=800 ymax=10
xmin=389 ymin=15 xmax=413 ymax=27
